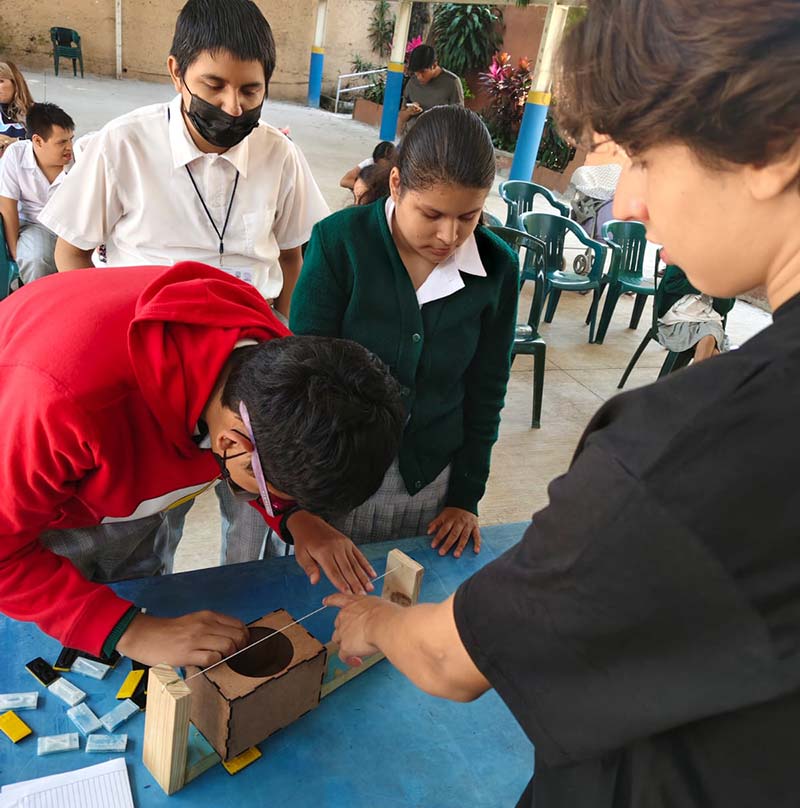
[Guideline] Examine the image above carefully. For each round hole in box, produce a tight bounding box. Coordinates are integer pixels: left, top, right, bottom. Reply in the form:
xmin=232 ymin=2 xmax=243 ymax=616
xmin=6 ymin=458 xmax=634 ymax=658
xmin=227 ymin=627 xmax=294 ymax=678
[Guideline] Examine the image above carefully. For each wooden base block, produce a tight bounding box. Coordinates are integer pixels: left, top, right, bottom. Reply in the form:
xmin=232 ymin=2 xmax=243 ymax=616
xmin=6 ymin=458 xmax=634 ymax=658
xmin=142 ymin=664 xmax=191 ymax=795
xmin=321 ymin=548 xmax=423 ymax=698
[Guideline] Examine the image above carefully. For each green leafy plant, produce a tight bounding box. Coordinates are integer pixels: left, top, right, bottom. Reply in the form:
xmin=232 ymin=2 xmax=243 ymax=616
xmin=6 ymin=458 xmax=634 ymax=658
xmin=479 ymin=52 xmax=532 ymax=151
xmin=369 ymin=0 xmax=395 ymax=59
xmin=431 ymin=4 xmax=504 ymax=77
xmin=350 ymin=55 xmax=386 ymax=106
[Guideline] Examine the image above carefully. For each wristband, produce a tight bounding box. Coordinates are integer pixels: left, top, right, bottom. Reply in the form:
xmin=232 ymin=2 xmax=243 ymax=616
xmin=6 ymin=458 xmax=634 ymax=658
xmin=278 ymin=506 xmax=303 ymax=546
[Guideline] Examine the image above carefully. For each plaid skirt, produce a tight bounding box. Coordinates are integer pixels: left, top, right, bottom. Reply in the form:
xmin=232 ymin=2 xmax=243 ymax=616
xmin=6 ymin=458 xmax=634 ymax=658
xmin=329 ymin=459 xmax=451 ymax=545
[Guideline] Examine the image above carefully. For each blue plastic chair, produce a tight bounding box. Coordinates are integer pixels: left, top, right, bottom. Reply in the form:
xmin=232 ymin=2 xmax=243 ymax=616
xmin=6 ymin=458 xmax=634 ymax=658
xmin=488 ymin=225 xmax=547 ymax=427
xmin=519 ymin=212 xmax=607 ymax=343
xmin=499 ymin=180 xmax=569 ymax=230
xmin=1 ymin=215 xmax=20 ymax=302
xmin=593 ymin=220 xmax=654 ymax=344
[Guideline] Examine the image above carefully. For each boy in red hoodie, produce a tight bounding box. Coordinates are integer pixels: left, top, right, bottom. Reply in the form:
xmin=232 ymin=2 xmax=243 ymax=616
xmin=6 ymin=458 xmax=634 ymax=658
xmin=0 ymin=262 xmax=404 ymax=667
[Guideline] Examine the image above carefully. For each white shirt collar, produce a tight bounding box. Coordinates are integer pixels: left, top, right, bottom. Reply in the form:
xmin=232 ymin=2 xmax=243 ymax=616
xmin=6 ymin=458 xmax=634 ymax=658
xmin=167 ymin=94 xmax=250 ymax=177
xmin=19 ymin=140 xmax=69 ymax=185
xmin=384 ymin=197 xmax=486 ymax=307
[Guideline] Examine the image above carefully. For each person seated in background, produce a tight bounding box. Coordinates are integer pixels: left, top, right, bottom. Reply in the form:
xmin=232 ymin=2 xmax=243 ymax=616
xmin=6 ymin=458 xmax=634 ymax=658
xmin=398 ymin=45 xmax=464 ymax=135
xmin=340 ymin=140 xmax=396 ymax=190
xmin=0 ymin=103 xmax=74 ymax=284
xmin=352 ymin=161 xmax=391 ymax=206
xmin=657 ymin=263 xmax=735 ymax=363
xmin=0 ymin=61 xmax=33 ymax=145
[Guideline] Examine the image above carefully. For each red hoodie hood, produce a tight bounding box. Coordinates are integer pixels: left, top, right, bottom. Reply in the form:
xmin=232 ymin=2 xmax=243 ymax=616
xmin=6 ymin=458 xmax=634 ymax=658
xmin=128 ymin=262 xmax=290 ymax=456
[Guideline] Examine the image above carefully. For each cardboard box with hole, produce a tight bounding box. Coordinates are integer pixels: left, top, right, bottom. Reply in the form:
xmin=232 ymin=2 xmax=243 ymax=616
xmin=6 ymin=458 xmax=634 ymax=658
xmin=185 ymin=609 xmax=327 ymax=761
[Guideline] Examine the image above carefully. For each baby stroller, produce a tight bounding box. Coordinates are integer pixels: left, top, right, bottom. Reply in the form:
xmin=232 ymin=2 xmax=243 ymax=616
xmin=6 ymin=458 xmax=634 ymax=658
xmin=561 ymin=164 xmax=621 ymax=274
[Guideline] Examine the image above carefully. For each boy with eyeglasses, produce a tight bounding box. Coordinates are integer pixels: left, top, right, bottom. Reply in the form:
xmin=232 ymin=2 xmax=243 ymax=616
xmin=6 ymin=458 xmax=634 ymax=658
xmin=0 ymin=264 xmax=404 ymax=666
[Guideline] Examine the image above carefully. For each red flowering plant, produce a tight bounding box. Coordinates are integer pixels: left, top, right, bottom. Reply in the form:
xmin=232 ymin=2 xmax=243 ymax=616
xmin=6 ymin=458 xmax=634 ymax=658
xmin=479 ymin=52 xmax=532 ymax=151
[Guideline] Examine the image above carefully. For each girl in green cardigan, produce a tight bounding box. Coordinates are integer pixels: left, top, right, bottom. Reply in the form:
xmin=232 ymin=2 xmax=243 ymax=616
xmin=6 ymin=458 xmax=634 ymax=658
xmin=290 ymin=106 xmax=519 ymax=561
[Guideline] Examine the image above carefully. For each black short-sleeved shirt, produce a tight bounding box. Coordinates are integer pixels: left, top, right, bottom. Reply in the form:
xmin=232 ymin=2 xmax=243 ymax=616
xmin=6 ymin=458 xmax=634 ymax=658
xmin=454 ymin=294 xmax=800 ymax=807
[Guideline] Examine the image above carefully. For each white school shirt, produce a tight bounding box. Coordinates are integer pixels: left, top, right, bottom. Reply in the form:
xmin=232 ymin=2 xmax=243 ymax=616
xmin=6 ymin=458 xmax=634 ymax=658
xmin=384 ymin=197 xmax=487 ymax=306
xmin=39 ymin=95 xmax=330 ymax=299
xmin=0 ymin=140 xmax=68 ymax=225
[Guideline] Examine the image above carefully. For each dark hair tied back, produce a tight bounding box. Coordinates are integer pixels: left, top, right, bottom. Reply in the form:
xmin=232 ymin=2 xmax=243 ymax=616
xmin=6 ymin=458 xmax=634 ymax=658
xmin=396 ymin=105 xmax=495 ymax=194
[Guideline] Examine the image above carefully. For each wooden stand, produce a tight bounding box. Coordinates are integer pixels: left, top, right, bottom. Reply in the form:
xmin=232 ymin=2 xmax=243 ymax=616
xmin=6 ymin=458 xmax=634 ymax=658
xmin=142 ymin=664 xmax=192 ymax=795
xmin=321 ymin=549 xmax=423 ymax=698
xmin=141 ymin=548 xmax=424 ymax=795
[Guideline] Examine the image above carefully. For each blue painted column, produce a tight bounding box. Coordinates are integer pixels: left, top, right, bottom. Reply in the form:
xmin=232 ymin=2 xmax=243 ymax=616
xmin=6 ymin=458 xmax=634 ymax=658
xmin=307 ymin=47 xmax=325 ymax=108
xmin=379 ymin=62 xmax=405 ymax=141
xmin=510 ymin=90 xmax=551 ymax=181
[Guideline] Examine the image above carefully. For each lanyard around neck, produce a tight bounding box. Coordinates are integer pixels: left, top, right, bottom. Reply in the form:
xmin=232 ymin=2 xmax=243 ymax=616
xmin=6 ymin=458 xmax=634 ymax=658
xmin=167 ymin=104 xmax=240 ymax=263
xmin=185 ymin=164 xmax=240 ymax=263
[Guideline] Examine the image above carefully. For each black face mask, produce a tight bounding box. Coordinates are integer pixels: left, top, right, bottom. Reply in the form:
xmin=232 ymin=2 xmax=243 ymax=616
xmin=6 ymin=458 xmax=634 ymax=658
xmin=183 ymin=82 xmax=262 ymax=149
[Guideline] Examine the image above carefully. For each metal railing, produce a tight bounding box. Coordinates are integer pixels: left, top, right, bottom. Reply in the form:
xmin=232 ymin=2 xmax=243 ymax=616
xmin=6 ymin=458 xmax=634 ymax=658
xmin=334 ymin=68 xmax=387 ymax=114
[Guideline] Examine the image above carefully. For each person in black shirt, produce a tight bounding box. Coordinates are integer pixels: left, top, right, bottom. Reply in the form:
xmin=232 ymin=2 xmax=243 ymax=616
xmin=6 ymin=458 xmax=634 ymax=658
xmin=325 ymin=1 xmax=800 ymax=806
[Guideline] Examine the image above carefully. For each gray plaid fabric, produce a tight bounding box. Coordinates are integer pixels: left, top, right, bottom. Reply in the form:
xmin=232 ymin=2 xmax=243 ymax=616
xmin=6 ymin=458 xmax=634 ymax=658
xmin=216 ymin=481 xmax=269 ymax=564
xmin=329 ymin=459 xmax=451 ymax=544
xmin=39 ymin=500 xmax=193 ymax=583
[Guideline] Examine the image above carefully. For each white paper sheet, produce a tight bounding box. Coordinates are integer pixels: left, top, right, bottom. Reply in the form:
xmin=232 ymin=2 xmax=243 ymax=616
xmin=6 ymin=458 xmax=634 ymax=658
xmin=0 ymin=757 xmax=134 ymax=807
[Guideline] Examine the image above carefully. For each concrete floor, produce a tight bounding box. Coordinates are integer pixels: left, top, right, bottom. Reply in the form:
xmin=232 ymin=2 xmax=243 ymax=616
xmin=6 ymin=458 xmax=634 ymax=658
xmin=20 ymin=69 xmax=773 ymax=572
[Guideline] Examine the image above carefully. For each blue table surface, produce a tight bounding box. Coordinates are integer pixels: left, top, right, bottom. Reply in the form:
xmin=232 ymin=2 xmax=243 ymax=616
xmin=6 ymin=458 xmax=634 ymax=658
xmin=0 ymin=523 xmax=533 ymax=806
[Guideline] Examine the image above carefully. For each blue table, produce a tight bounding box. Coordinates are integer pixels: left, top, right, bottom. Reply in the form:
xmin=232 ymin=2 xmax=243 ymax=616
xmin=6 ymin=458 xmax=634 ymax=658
xmin=0 ymin=523 xmax=533 ymax=806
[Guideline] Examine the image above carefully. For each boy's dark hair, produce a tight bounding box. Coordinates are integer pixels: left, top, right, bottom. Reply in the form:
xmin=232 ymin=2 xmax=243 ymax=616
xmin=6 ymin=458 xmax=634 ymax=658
xmin=26 ymin=103 xmax=74 ymax=141
xmin=557 ymin=0 xmax=800 ymax=174
xmin=221 ymin=336 xmax=404 ymax=519
xmin=372 ymin=140 xmax=396 ymax=163
xmin=396 ymin=105 xmax=495 ymax=193
xmin=408 ymin=44 xmax=436 ymax=73
xmin=171 ymin=0 xmax=277 ymax=87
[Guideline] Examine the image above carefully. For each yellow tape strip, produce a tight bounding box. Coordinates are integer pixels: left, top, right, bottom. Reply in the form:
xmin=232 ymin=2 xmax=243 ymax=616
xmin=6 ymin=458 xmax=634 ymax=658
xmin=388 ymin=61 xmax=405 ymax=73
xmin=527 ymin=90 xmax=552 ymax=106
xmin=311 ymin=46 xmax=325 ymax=55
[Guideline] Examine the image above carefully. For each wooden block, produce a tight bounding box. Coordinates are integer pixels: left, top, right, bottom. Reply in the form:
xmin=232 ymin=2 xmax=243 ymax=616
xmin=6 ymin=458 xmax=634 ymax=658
xmin=184 ymin=723 xmax=221 ymax=784
xmin=382 ymin=549 xmax=424 ymax=607
xmin=186 ymin=610 xmax=327 ymax=761
xmin=321 ymin=548 xmax=424 ymax=698
xmin=142 ymin=664 xmax=192 ymax=795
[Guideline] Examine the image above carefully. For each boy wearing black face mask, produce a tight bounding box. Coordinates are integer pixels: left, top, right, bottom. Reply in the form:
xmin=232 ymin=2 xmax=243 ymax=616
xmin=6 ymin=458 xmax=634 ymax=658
xmin=38 ymin=0 xmax=330 ymax=571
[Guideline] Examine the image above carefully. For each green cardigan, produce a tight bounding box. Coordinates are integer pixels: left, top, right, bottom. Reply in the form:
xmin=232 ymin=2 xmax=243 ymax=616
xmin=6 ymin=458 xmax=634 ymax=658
xmin=290 ymin=199 xmax=519 ymax=515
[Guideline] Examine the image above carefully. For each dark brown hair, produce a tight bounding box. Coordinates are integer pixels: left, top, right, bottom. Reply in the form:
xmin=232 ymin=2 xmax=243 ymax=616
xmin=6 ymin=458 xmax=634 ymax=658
xmin=557 ymin=0 xmax=800 ymax=170
xmin=354 ymin=162 xmax=391 ymax=206
xmin=396 ymin=105 xmax=495 ymax=193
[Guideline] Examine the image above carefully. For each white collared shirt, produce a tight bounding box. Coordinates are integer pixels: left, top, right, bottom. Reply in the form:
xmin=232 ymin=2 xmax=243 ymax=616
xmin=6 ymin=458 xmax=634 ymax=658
xmin=384 ymin=197 xmax=486 ymax=306
xmin=0 ymin=140 xmax=68 ymax=224
xmin=39 ymin=95 xmax=330 ymax=299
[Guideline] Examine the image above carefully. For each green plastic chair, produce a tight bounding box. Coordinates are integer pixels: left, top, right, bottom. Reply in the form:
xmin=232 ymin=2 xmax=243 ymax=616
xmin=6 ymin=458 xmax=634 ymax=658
xmin=50 ymin=27 xmax=84 ymax=78
xmin=617 ymin=262 xmax=734 ymax=388
xmin=519 ymin=211 xmax=607 ymax=344
xmin=1 ymin=215 xmax=21 ymax=302
xmin=593 ymin=220 xmax=655 ymax=344
xmin=499 ymin=180 xmax=569 ymax=230
xmin=488 ymin=225 xmax=547 ymax=428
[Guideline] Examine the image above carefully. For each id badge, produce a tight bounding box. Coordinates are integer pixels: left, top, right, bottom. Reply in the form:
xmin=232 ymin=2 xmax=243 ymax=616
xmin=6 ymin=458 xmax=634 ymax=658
xmin=219 ymin=265 xmax=256 ymax=286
